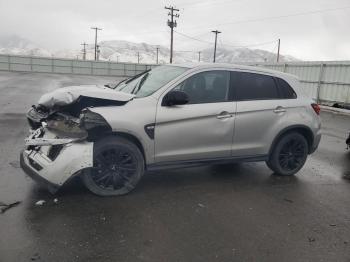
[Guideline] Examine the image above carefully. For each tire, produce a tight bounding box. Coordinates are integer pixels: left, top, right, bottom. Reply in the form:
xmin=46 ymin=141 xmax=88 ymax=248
xmin=267 ymin=132 xmax=308 ymax=176
xmin=82 ymin=136 xmax=145 ymax=196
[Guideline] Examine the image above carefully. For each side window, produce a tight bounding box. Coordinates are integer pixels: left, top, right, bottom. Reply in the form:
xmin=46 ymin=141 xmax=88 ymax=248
xmin=276 ymin=78 xmax=297 ymax=99
xmin=174 ymin=71 xmax=230 ymax=104
xmin=232 ymin=71 xmax=279 ymax=101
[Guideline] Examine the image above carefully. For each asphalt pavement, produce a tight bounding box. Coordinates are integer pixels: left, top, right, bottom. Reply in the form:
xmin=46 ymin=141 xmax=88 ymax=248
xmin=0 ymin=71 xmax=349 ymax=262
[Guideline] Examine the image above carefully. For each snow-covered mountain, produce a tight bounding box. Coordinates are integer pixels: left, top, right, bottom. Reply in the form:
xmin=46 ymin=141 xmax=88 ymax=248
xmin=0 ymin=35 xmax=299 ymax=64
xmin=88 ymin=40 xmax=299 ymax=63
xmin=0 ymin=35 xmax=51 ymax=57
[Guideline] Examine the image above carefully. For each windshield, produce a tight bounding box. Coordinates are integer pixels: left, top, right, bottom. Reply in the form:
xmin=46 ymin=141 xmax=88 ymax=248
xmin=117 ymin=65 xmax=188 ymax=97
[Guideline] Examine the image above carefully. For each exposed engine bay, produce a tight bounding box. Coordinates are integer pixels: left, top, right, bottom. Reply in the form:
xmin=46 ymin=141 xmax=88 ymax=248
xmin=27 ymin=98 xmax=119 ymax=143
xmin=26 ymin=84 xmax=135 ymax=143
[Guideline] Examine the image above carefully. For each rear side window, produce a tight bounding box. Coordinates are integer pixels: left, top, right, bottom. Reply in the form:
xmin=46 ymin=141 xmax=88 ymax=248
xmin=231 ymin=71 xmax=279 ymax=101
xmin=276 ymin=78 xmax=297 ymax=99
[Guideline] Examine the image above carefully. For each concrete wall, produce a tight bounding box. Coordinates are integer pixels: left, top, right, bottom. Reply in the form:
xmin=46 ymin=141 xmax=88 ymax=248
xmin=0 ymin=54 xmax=156 ymax=77
xmin=251 ymin=61 xmax=350 ymax=104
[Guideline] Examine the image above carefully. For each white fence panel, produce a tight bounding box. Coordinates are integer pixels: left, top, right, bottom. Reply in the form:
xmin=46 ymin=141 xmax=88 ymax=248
xmin=1 ymin=54 xmax=350 ymax=104
xmin=254 ymin=61 xmax=350 ymax=104
xmin=0 ymin=54 xmax=155 ymax=78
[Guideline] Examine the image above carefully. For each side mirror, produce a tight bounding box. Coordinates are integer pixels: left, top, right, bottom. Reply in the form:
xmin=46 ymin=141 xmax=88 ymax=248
xmin=162 ymin=90 xmax=189 ymax=106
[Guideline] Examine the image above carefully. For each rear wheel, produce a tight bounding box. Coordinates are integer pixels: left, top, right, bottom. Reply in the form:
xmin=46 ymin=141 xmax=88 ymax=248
xmin=82 ymin=136 xmax=144 ymax=196
xmin=267 ymin=132 xmax=308 ymax=176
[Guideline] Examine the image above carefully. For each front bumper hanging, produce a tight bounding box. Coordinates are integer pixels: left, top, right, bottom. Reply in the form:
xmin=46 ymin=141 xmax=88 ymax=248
xmin=20 ymin=128 xmax=94 ymax=193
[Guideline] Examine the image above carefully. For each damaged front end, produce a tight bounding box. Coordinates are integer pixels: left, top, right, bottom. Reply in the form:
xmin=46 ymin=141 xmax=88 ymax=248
xmin=20 ymin=85 xmax=133 ymax=193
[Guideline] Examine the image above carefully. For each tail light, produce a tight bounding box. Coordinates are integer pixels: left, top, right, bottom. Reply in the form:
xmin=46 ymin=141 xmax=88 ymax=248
xmin=311 ymin=103 xmax=320 ymax=115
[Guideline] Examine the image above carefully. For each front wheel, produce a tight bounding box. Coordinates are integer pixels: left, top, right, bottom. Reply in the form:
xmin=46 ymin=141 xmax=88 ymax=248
xmin=267 ymin=132 xmax=308 ymax=176
xmin=82 ymin=136 xmax=145 ymax=196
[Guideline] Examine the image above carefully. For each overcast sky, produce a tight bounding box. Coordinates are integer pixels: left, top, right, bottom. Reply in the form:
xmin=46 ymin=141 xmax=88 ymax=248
xmin=0 ymin=0 xmax=349 ymax=60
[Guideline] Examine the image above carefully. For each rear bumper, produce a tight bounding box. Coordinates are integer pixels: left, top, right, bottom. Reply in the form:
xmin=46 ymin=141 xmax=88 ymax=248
xmin=20 ymin=130 xmax=94 ymax=192
xmin=310 ymin=131 xmax=322 ymax=154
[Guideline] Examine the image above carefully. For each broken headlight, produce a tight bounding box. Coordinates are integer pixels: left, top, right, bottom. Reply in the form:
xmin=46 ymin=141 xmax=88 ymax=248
xmin=46 ymin=113 xmax=87 ymax=139
xmin=79 ymin=109 xmax=111 ymax=140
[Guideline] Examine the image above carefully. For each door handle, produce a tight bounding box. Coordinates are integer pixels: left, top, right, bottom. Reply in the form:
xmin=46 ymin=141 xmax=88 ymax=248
xmin=273 ymin=106 xmax=286 ymax=114
xmin=216 ymin=111 xmax=232 ymax=119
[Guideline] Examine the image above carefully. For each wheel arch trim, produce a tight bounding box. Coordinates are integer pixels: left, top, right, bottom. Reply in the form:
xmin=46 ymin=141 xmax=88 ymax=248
xmin=268 ymin=125 xmax=315 ymax=156
xmin=110 ymin=131 xmax=148 ymax=164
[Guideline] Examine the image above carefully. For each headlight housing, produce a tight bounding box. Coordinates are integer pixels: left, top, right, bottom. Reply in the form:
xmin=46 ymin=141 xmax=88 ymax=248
xmin=46 ymin=112 xmax=87 ymax=138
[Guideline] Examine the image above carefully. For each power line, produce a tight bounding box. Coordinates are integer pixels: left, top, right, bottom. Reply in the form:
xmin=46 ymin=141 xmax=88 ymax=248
xmin=219 ymin=5 xmax=350 ymax=27
xmin=175 ymin=0 xmax=234 ymax=8
xmin=175 ymin=30 xmax=279 ymax=49
xmin=175 ymin=50 xmax=198 ymax=53
xmin=219 ymin=39 xmax=278 ymax=49
xmin=268 ymin=42 xmax=279 ymax=62
xmin=182 ymin=5 xmax=350 ymax=31
xmin=174 ymin=30 xmax=212 ymax=44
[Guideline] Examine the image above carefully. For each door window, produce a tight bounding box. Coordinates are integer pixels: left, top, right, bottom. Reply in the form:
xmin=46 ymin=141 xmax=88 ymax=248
xmin=276 ymin=78 xmax=297 ymax=99
xmin=173 ymin=71 xmax=230 ymax=104
xmin=231 ymin=71 xmax=279 ymax=101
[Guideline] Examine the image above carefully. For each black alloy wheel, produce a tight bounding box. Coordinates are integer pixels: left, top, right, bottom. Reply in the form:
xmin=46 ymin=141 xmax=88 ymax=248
xmin=82 ymin=136 xmax=144 ymax=196
xmin=278 ymin=138 xmax=306 ymax=172
xmin=92 ymin=148 xmax=137 ymax=191
xmin=267 ymin=132 xmax=308 ymax=176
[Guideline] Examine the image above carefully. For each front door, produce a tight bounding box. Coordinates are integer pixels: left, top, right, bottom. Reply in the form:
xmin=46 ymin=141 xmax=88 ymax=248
xmin=154 ymin=70 xmax=236 ymax=163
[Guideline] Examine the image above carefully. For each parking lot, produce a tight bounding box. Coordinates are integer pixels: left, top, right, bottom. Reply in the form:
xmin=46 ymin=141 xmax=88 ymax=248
xmin=0 ymin=71 xmax=349 ymax=262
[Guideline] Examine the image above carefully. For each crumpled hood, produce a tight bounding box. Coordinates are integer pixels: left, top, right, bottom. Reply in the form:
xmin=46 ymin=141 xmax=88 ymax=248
xmin=38 ymin=85 xmax=135 ymax=108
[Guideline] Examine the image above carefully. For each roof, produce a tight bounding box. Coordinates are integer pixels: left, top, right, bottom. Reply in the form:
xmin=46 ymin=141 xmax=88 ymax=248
xmin=170 ymin=62 xmax=299 ymax=81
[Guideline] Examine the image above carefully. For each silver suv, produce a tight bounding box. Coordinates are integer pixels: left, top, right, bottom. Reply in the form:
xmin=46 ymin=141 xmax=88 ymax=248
xmin=20 ymin=63 xmax=322 ymax=196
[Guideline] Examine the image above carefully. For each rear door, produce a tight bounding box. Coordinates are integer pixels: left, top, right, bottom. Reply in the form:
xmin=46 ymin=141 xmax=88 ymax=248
xmin=154 ymin=70 xmax=236 ymax=163
xmin=231 ymin=71 xmax=289 ymax=156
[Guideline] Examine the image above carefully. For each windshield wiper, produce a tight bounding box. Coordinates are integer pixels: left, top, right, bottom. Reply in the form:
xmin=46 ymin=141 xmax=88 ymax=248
xmin=113 ymin=69 xmax=151 ymax=90
xmin=126 ymin=69 xmax=150 ymax=84
xmin=112 ymin=79 xmax=127 ymax=89
xmin=123 ymin=69 xmax=151 ymax=85
xmin=132 ymin=73 xmax=149 ymax=94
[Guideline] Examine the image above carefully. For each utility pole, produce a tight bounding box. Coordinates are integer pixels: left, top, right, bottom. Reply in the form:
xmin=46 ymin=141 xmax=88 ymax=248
xmin=81 ymin=42 xmax=87 ymax=60
xmin=91 ymin=27 xmax=102 ymax=61
xmin=276 ymin=38 xmax=281 ymax=63
xmin=198 ymin=51 xmax=201 ymax=62
xmin=96 ymin=45 xmax=100 ymax=61
xmin=137 ymin=52 xmax=140 ymax=64
xmin=165 ymin=6 xmax=179 ymax=64
xmin=211 ymin=30 xmax=221 ymax=63
xmin=156 ymin=47 xmax=159 ymax=64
